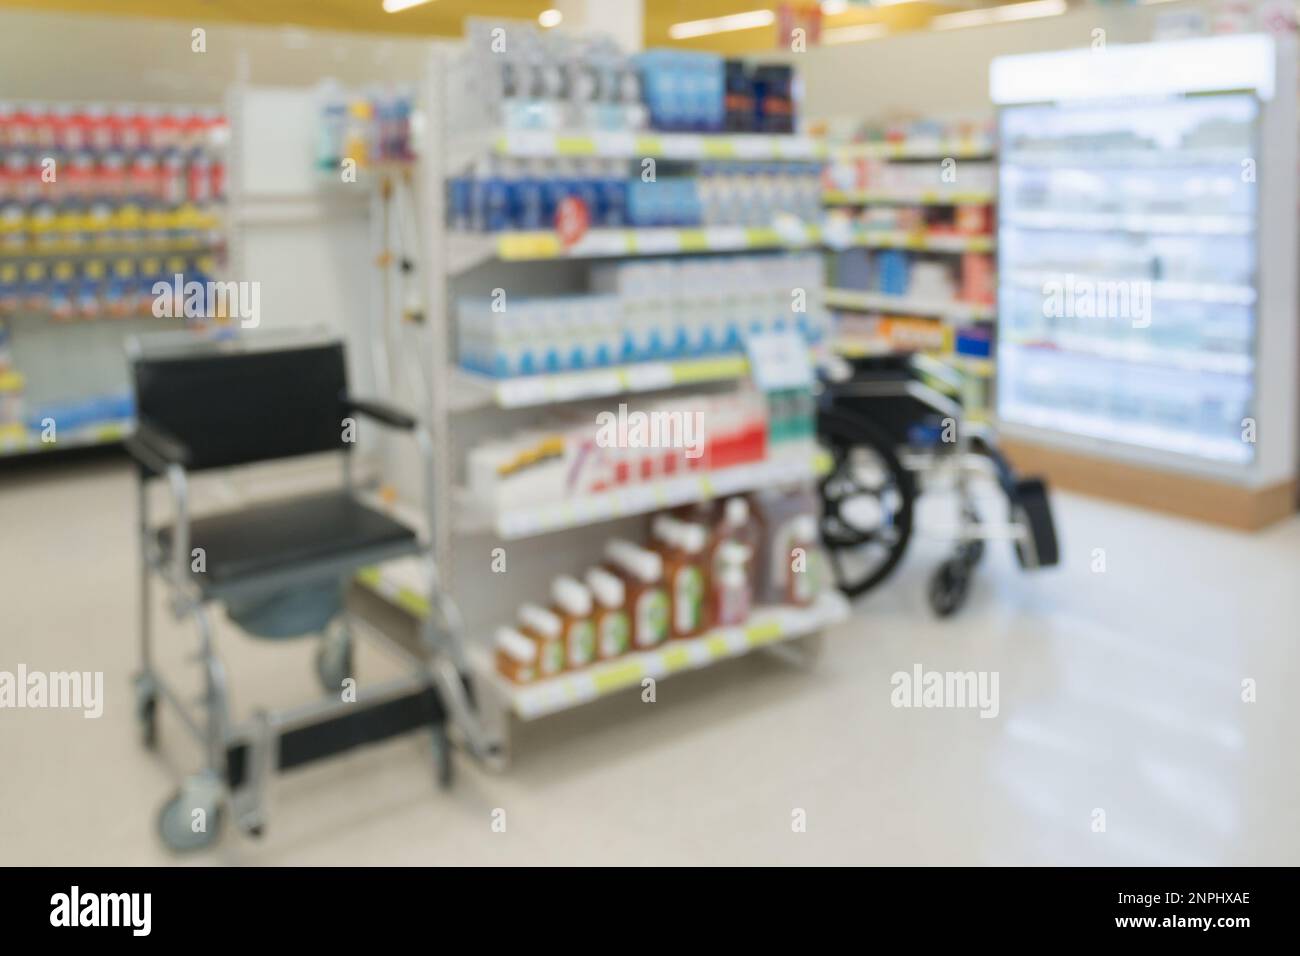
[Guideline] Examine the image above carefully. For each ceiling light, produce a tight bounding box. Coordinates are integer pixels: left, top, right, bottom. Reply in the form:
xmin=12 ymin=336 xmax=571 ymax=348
xmin=930 ymin=0 xmax=1067 ymax=31
xmin=538 ymin=9 xmax=563 ymax=28
xmin=382 ymin=0 xmax=436 ymax=13
xmin=823 ymin=23 xmax=890 ymax=44
xmin=669 ymin=10 xmax=776 ymax=40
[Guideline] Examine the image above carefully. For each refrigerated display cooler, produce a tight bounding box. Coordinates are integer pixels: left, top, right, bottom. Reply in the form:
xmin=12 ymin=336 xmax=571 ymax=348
xmin=989 ymin=33 xmax=1298 ymax=529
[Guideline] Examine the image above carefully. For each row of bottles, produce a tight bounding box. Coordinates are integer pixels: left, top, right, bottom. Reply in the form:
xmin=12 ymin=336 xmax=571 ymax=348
xmin=495 ymin=492 xmax=825 ymax=684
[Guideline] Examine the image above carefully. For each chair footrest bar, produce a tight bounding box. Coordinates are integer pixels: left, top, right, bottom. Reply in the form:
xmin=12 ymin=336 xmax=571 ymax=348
xmin=226 ymin=686 xmax=445 ymax=788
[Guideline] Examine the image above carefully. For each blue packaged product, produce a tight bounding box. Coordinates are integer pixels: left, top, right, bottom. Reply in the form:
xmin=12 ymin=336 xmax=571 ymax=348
xmin=509 ymin=161 xmax=545 ymax=231
xmin=599 ymin=165 xmax=627 ymax=228
xmin=449 ymin=176 xmax=471 ymax=231
xmin=483 ymin=162 xmax=511 ymax=233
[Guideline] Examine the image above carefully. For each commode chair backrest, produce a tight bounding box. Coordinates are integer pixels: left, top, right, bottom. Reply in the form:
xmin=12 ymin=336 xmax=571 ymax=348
xmin=130 ymin=335 xmax=351 ymax=473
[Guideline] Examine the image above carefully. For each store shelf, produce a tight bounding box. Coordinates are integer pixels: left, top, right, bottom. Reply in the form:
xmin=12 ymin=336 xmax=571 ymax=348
xmin=452 ymin=354 xmax=750 ymax=411
xmin=493 ymin=129 xmax=827 ymax=161
xmin=1006 ymin=337 xmax=1253 ymax=376
xmin=1001 ymin=400 xmax=1253 ymax=465
xmin=449 ymin=223 xmax=823 ymax=269
xmin=838 ymin=230 xmax=994 ymax=254
xmin=825 ymin=288 xmax=995 ymax=322
xmin=0 ymin=418 xmax=130 ymax=457
xmin=944 ymin=354 xmax=995 ymax=378
xmin=832 ymin=339 xmax=906 ymax=359
xmin=1000 ymin=148 xmax=1244 ymax=168
xmin=456 ymin=452 xmax=819 ymax=540
xmin=834 ymin=139 xmax=994 ymax=160
xmin=831 ymin=340 xmax=993 ymax=378
xmin=1002 ymin=270 xmax=1255 ymax=306
xmin=823 ymin=189 xmax=995 ymax=206
xmin=1001 ymin=209 xmax=1252 ymax=236
xmin=0 ymin=237 xmax=223 ymax=259
xmin=477 ymin=590 xmax=849 ymax=721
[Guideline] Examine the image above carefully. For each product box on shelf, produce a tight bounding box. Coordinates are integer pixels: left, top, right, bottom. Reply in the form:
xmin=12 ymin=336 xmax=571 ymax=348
xmin=466 ymin=390 xmax=772 ymax=513
xmin=456 ymin=252 xmax=829 ymax=379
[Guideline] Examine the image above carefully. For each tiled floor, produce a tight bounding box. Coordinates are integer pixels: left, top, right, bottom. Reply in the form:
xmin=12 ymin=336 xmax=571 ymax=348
xmin=1 ymin=457 xmax=1297 ymax=865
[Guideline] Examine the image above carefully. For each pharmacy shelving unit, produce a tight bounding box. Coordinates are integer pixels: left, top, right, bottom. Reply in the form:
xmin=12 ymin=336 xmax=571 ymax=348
xmin=820 ymin=129 xmax=998 ymax=419
xmin=990 ymin=34 xmax=1298 ymax=529
xmin=355 ymin=44 xmax=849 ymax=764
xmin=0 ymin=102 xmax=229 ymax=462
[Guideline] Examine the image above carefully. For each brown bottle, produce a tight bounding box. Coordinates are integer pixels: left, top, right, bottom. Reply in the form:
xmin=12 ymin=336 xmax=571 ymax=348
xmin=495 ymin=626 xmax=538 ymax=684
xmin=604 ymin=539 xmax=669 ymax=650
xmin=518 ymin=602 xmax=565 ymax=677
xmin=586 ymin=566 xmax=632 ymax=660
xmin=551 ymin=575 xmax=596 ymax=669
xmin=666 ymin=522 xmax=709 ymax=638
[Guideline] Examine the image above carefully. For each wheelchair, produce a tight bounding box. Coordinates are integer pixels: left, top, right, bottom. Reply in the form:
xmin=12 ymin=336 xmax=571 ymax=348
xmin=816 ymin=352 xmax=1059 ymax=616
xmin=125 ymin=329 xmax=494 ymax=852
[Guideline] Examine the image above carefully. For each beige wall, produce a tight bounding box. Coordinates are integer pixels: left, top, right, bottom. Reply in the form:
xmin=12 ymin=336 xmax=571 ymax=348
xmin=781 ymin=2 xmax=1217 ymax=123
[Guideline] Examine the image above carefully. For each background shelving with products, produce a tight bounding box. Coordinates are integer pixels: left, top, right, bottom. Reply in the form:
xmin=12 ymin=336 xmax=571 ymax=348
xmin=819 ymin=116 xmax=998 ymax=419
xmin=0 ymin=101 xmax=229 ymax=457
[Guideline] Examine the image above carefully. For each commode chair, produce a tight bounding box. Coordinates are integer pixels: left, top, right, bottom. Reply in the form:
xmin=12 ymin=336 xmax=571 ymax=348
xmin=125 ymin=329 xmax=494 ymax=852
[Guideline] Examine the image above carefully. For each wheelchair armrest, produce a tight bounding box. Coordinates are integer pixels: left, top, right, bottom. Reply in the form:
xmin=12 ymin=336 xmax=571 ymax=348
xmin=126 ymin=420 xmax=192 ymax=473
xmin=344 ymin=396 xmax=418 ymax=431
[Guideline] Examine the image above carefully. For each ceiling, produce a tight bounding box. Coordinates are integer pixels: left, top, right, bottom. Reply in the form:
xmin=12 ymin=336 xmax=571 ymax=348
xmin=0 ymin=0 xmax=1024 ymax=53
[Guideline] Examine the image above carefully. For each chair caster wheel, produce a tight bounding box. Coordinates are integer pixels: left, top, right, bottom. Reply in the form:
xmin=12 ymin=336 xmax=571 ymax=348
xmin=158 ymin=774 xmax=224 ymax=853
xmin=315 ymin=623 xmax=354 ymax=696
xmin=928 ymin=558 xmax=971 ymax=618
xmin=431 ymin=723 xmax=453 ymax=789
xmin=133 ymin=672 xmax=159 ymax=751
xmin=959 ymin=507 xmax=984 ymax=567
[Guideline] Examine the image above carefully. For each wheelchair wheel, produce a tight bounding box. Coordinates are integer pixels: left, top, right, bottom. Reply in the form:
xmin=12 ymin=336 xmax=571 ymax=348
xmin=817 ymin=409 xmax=915 ymax=599
xmin=1011 ymin=478 xmax=1060 ymax=569
xmin=927 ymin=557 xmax=972 ymax=618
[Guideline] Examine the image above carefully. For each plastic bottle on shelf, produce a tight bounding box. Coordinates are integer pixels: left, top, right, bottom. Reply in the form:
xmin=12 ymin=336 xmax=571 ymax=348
xmin=711 ymin=541 xmax=752 ymax=627
xmin=495 ymin=626 xmax=539 ymax=684
xmin=551 ymin=575 xmax=596 ymax=669
xmin=604 ymin=539 xmax=669 ymax=650
xmin=708 ymin=496 xmax=762 ymax=591
xmin=787 ymin=514 xmax=825 ymax=607
xmin=666 ymin=522 xmax=709 ymax=639
xmin=586 ymin=566 xmax=631 ymax=660
xmin=649 ymin=513 xmax=685 ymax=561
xmin=316 ymin=80 xmax=347 ymax=170
xmin=518 ymin=602 xmax=566 ymax=677
xmin=753 ymin=486 xmax=818 ymax=605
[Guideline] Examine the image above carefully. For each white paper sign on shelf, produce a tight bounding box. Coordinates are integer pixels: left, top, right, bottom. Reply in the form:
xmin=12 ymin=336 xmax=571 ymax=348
xmin=745 ymin=330 xmax=814 ymax=392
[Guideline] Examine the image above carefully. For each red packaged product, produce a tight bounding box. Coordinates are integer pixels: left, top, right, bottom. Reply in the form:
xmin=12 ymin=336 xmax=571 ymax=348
xmin=85 ymin=105 xmax=112 ymax=152
xmin=10 ymin=103 xmax=36 ymax=149
xmin=186 ymin=152 xmax=211 ymax=204
xmin=115 ymin=106 xmax=140 ymax=151
xmin=130 ymin=151 xmax=160 ymax=201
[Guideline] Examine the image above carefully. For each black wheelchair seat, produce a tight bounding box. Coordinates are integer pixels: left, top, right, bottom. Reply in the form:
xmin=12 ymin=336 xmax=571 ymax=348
xmin=156 ymin=489 xmax=419 ymax=598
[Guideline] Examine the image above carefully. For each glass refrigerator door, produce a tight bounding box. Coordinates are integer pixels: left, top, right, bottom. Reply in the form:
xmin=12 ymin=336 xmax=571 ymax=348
xmin=995 ymin=93 xmax=1259 ymax=465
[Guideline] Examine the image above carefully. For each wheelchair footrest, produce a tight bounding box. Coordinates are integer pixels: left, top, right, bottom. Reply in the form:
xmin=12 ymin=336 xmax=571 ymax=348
xmin=226 ymin=686 xmax=445 ymax=788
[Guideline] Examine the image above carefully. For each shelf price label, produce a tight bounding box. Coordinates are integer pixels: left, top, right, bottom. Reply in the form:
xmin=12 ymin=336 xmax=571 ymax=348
xmin=746 ymin=330 xmax=814 ymax=392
